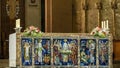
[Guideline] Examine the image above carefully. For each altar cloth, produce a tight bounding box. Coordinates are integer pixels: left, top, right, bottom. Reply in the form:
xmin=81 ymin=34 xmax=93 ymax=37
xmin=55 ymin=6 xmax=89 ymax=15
xmin=9 ymin=33 xmax=16 ymax=67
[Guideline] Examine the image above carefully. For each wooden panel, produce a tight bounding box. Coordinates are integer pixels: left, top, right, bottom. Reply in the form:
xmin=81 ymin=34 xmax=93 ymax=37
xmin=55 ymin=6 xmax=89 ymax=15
xmin=1 ymin=0 xmax=10 ymax=59
xmin=0 ymin=0 xmax=1 ymax=39
xmin=113 ymin=41 xmax=120 ymax=61
xmin=0 ymin=0 xmax=1 ymax=58
xmin=86 ymin=0 xmax=99 ymax=33
xmin=41 ymin=0 xmax=45 ymax=32
xmin=52 ymin=0 xmax=72 ymax=33
xmin=0 ymin=0 xmax=25 ymax=59
xmin=45 ymin=0 xmax=52 ymax=32
xmin=114 ymin=0 xmax=120 ymax=40
xmin=19 ymin=0 xmax=25 ymax=31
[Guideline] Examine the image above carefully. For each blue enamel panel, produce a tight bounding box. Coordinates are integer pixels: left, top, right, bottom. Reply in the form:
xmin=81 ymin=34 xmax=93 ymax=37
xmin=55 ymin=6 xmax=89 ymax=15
xmin=98 ymin=39 xmax=109 ymax=66
xmin=21 ymin=38 xmax=32 ymax=66
xmin=80 ymin=39 xmax=96 ymax=66
xmin=34 ymin=38 xmax=51 ymax=66
xmin=53 ymin=38 xmax=78 ymax=66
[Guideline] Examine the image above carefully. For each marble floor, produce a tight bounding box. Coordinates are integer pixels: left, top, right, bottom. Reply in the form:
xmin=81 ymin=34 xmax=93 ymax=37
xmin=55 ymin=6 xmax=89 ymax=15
xmin=0 ymin=59 xmax=120 ymax=68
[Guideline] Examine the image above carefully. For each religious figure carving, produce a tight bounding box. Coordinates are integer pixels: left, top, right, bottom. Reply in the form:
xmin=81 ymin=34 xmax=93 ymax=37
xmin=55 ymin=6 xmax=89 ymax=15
xmin=81 ymin=48 xmax=88 ymax=63
xmin=37 ymin=40 xmax=44 ymax=63
xmin=62 ymin=40 xmax=69 ymax=62
xmin=24 ymin=42 xmax=30 ymax=63
xmin=63 ymin=40 xmax=69 ymax=51
xmin=69 ymin=41 xmax=77 ymax=65
xmin=54 ymin=40 xmax=61 ymax=65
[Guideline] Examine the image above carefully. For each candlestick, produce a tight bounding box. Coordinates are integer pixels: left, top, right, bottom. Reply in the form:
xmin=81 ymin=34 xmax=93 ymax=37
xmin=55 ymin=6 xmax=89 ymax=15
xmin=16 ymin=19 xmax=20 ymax=28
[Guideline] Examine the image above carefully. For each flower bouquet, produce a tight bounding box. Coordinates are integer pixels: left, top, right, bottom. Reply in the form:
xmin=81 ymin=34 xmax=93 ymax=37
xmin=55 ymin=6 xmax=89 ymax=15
xmin=22 ymin=26 xmax=43 ymax=37
xmin=90 ymin=26 xmax=110 ymax=38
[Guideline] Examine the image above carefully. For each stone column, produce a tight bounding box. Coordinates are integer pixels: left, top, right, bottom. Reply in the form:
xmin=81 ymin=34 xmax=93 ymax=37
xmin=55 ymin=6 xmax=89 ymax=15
xmin=72 ymin=0 xmax=85 ymax=33
xmin=100 ymin=0 xmax=114 ymax=37
xmin=114 ymin=0 xmax=120 ymax=40
xmin=86 ymin=0 xmax=99 ymax=33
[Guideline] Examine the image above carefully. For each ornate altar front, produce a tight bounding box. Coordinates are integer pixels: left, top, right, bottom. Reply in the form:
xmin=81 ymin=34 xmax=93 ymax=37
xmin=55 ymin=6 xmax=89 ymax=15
xmin=16 ymin=33 xmax=113 ymax=68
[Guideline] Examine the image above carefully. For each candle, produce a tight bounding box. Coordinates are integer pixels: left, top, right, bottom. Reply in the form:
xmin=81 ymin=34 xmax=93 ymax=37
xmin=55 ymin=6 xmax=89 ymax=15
xmin=103 ymin=21 xmax=105 ymax=29
xmin=16 ymin=19 xmax=20 ymax=28
xmin=105 ymin=21 xmax=106 ymax=29
xmin=106 ymin=20 xmax=108 ymax=29
xmin=101 ymin=21 xmax=103 ymax=29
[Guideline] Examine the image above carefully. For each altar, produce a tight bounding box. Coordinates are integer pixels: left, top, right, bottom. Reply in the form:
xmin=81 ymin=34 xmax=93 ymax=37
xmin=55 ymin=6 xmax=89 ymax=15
xmin=9 ymin=32 xmax=113 ymax=68
xmin=7 ymin=22 xmax=113 ymax=67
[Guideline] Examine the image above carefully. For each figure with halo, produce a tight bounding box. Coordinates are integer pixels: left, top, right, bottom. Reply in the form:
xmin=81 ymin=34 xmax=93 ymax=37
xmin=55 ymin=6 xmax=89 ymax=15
xmin=62 ymin=39 xmax=69 ymax=63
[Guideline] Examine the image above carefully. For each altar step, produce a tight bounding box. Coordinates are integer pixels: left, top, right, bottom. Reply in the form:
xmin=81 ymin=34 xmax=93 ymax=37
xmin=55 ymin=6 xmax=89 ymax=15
xmin=0 ymin=59 xmax=9 ymax=68
xmin=0 ymin=59 xmax=120 ymax=68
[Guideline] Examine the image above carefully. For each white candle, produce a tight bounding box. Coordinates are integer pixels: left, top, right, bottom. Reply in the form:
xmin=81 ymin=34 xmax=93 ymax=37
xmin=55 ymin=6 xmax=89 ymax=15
xmin=103 ymin=21 xmax=106 ymax=29
xmin=101 ymin=21 xmax=103 ymax=29
xmin=104 ymin=21 xmax=107 ymax=29
xmin=106 ymin=20 xmax=108 ymax=29
xmin=16 ymin=19 xmax=20 ymax=28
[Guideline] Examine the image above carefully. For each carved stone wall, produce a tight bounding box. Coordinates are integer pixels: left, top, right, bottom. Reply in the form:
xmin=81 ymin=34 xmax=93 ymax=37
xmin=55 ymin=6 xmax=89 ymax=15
xmin=73 ymin=0 xmax=99 ymax=33
xmin=73 ymin=0 xmax=119 ymax=40
xmin=86 ymin=0 xmax=99 ymax=33
xmin=72 ymin=0 xmax=85 ymax=33
xmin=114 ymin=0 xmax=120 ymax=40
xmin=100 ymin=0 xmax=114 ymax=38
